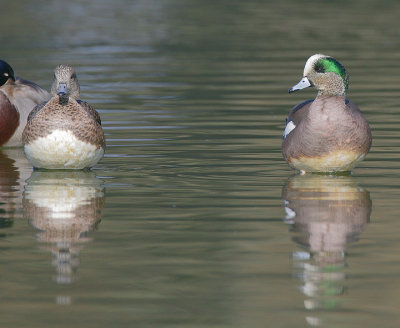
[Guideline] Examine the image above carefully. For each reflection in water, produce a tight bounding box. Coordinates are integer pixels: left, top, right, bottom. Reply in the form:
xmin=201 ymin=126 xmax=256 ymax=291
xmin=23 ymin=171 xmax=105 ymax=291
xmin=282 ymin=175 xmax=371 ymax=327
xmin=0 ymin=148 xmax=32 ymax=226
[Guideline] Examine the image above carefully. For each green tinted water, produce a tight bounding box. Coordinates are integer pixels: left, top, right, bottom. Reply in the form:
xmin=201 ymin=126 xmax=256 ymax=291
xmin=0 ymin=1 xmax=400 ymax=327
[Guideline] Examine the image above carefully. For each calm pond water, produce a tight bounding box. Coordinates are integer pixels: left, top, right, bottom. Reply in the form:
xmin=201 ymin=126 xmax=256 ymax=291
xmin=1 ymin=0 xmax=400 ymax=327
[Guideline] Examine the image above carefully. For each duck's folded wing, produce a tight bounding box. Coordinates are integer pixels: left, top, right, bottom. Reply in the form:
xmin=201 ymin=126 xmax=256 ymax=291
xmin=77 ymin=100 xmax=102 ymax=125
xmin=15 ymin=77 xmax=50 ymax=104
xmin=287 ymin=99 xmax=314 ymax=123
xmin=26 ymin=101 xmax=48 ymax=122
xmin=283 ymin=99 xmax=314 ymax=139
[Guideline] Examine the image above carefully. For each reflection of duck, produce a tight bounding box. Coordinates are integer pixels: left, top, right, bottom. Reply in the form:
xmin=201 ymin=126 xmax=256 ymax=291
xmin=23 ymin=170 xmax=105 ymax=285
xmin=0 ymin=148 xmax=32 ymax=223
xmin=282 ymin=174 xmax=371 ymax=326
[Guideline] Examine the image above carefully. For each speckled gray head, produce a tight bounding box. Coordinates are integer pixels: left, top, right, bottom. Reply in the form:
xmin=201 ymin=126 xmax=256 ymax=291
xmin=50 ymin=64 xmax=80 ymax=99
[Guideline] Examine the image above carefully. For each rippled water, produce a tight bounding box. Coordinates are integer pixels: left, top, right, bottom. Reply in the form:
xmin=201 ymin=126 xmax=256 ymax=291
xmin=1 ymin=1 xmax=400 ymax=327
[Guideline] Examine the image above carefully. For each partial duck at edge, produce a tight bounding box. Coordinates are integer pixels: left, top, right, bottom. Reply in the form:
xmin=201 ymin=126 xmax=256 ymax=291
xmin=0 ymin=60 xmax=50 ymax=147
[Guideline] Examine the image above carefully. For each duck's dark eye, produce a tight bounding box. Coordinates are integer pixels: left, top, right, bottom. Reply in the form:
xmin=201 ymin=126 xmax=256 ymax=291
xmin=315 ymin=62 xmax=325 ymax=73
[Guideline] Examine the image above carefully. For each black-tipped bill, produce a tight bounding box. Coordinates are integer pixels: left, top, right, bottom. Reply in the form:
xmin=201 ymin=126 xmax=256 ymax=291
xmin=57 ymin=83 xmax=68 ymax=95
xmin=288 ymin=77 xmax=312 ymax=93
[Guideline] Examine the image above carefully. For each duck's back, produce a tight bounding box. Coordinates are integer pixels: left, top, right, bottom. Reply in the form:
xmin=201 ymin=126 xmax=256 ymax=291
xmin=14 ymin=77 xmax=50 ymax=104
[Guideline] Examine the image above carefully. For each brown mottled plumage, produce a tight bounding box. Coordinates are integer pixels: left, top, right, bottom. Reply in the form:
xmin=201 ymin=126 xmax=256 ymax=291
xmin=23 ymin=96 xmax=104 ymax=147
xmin=282 ymin=54 xmax=371 ymax=173
xmin=22 ymin=64 xmax=105 ymax=169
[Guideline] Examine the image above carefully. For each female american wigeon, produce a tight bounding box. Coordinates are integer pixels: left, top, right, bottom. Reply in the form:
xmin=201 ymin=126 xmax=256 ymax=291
xmin=0 ymin=59 xmax=50 ymax=147
xmin=282 ymin=54 xmax=372 ymax=174
xmin=22 ymin=64 xmax=105 ymax=169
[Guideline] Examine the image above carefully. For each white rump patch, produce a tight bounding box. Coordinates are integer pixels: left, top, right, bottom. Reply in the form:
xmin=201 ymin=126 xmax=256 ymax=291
xmin=283 ymin=120 xmax=296 ymax=139
xmin=24 ymin=129 xmax=104 ymax=169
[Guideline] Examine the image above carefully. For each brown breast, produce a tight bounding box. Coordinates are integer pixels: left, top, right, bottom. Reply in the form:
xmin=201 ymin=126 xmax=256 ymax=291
xmin=0 ymin=92 xmax=19 ymax=146
xmin=23 ymin=96 xmax=105 ymax=149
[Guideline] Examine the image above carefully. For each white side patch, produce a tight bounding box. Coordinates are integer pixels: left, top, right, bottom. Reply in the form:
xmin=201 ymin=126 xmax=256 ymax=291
xmin=284 ymin=206 xmax=296 ymax=222
xmin=283 ymin=120 xmax=296 ymax=139
xmin=24 ymin=129 xmax=104 ymax=169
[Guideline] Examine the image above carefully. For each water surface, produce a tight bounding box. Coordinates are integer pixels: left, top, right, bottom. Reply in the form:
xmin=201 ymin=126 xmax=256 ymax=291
xmin=0 ymin=1 xmax=400 ymax=327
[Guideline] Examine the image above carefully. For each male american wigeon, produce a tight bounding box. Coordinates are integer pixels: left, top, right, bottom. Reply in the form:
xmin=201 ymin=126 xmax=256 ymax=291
xmin=0 ymin=59 xmax=50 ymax=147
xmin=22 ymin=64 xmax=105 ymax=169
xmin=282 ymin=54 xmax=372 ymax=173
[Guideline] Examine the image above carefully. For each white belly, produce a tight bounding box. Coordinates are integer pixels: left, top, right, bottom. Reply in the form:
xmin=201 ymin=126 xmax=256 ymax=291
xmin=24 ymin=129 xmax=104 ymax=169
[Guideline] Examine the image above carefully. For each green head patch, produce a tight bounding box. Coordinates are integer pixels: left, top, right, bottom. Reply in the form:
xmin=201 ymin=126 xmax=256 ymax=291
xmin=314 ymin=57 xmax=348 ymax=91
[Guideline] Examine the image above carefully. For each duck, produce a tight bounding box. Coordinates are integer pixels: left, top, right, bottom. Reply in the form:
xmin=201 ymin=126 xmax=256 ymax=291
xmin=282 ymin=54 xmax=372 ymax=174
xmin=22 ymin=64 xmax=105 ymax=169
xmin=0 ymin=59 xmax=50 ymax=147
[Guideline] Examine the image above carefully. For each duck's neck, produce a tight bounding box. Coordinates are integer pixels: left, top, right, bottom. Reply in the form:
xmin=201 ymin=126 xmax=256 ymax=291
xmin=311 ymin=95 xmax=347 ymax=116
xmin=317 ymin=89 xmax=346 ymax=97
xmin=58 ymin=94 xmax=69 ymax=106
xmin=316 ymin=93 xmax=346 ymax=100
